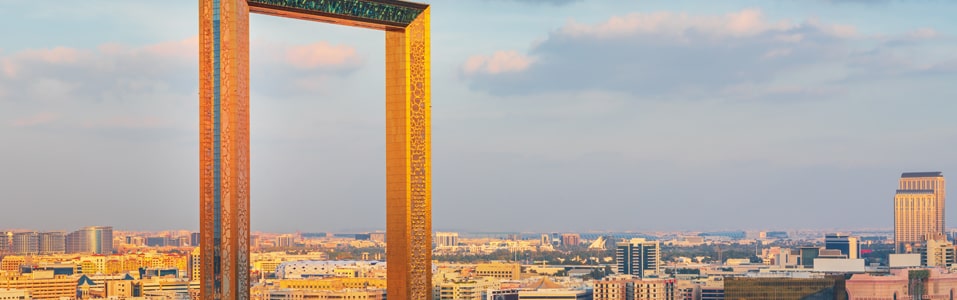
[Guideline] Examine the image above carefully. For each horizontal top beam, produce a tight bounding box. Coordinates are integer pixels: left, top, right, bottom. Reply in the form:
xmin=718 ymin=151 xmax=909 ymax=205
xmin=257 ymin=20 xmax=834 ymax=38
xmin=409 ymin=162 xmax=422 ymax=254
xmin=248 ymin=0 xmax=427 ymax=30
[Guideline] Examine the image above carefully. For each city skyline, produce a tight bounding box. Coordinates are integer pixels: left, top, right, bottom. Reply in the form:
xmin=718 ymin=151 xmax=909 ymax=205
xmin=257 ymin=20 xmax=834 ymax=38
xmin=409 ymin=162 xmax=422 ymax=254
xmin=1 ymin=1 xmax=956 ymax=232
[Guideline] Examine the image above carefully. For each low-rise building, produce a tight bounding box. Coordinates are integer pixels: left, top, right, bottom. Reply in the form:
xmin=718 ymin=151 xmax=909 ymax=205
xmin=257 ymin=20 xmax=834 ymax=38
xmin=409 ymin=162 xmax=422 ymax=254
xmin=475 ymin=263 xmax=520 ymax=280
xmin=0 ymin=289 xmax=30 ymax=300
xmin=268 ymin=288 xmax=386 ymax=300
xmin=846 ymin=268 xmax=957 ymax=300
xmin=0 ymin=271 xmax=76 ymax=300
xmin=724 ymin=275 xmax=846 ymax=300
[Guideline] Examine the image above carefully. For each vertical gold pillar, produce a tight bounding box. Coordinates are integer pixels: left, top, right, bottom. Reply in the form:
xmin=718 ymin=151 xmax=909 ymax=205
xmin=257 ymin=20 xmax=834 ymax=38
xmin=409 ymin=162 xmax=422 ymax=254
xmin=200 ymin=1 xmax=250 ymax=300
xmin=385 ymin=8 xmax=431 ymax=300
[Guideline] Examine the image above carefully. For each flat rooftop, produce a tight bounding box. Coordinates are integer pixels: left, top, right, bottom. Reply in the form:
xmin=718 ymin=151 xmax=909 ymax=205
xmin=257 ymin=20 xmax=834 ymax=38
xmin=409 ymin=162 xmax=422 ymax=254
xmin=901 ymin=172 xmax=943 ymax=178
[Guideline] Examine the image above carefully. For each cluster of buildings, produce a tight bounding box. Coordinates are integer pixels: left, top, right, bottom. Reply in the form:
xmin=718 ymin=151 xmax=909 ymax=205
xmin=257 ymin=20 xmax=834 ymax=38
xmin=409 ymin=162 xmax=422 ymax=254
xmin=1 ymin=172 xmax=954 ymax=299
xmin=0 ymin=227 xmax=113 ymax=256
xmin=0 ymin=227 xmax=202 ymax=300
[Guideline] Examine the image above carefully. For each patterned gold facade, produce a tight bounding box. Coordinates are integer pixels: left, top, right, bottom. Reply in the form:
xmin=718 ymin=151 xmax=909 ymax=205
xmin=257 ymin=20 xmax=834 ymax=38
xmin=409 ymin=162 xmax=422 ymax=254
xmin=385 ymin=9 xmax=431 ymax=300
xmin=199 ymin=1 xmax=431 ymax=300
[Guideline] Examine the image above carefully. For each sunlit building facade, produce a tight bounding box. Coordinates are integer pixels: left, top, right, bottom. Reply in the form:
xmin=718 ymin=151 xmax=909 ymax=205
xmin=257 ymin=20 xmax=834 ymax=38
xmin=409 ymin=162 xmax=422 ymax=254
xmin=268 ymin=289 xmax=386 ymax=300
xmin=846 ymin=268 xmax=957 ymax=300
xmin=924 ymin=237 xmax=955 ymax=268
xmin=475 ymin=262 xmax=521 ymax=280
xmin=198 ymin=1 xmax=432 ymax=300
xmin=594 ymin=277 xmax=634 ymax=300
xmin=0 ymin=271 xmax=77 ymax=300
xmin=435 ymin=232 xmax=458 ymax=248
xmin=0 ymin=288 xmax=30 ymax=300
xmin=895 ymin=172 xmax=946 ymax=253
xmin=0 ymin=233 xmax=11 ymax=255
xmin=616 ymin=239 xmax=660 ymax=278
xmin=433 ymin=279 xmax=496 ymax=300
xmin=824 ymin=233 xmax=859 ymax=259
xmin=11 ymin=233 xmax=38 ymax=256
xmin=0 ymin=257 xmax=25 ymax=273
xmin=36 ymin=232 xmax=64 ymax=256
xmin=724 ymin=276 xmax=846 ymax=300
xmin=561 ymin=234 xmax=580 ymax=247
xmin=65 ymin=226 xmax=113 ymax=255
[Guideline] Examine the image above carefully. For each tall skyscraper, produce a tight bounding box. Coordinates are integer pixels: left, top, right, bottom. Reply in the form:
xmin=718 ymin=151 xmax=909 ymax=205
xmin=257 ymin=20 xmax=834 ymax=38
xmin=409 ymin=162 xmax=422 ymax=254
xmin=824 ymin=233 xmax=860 ymax=259
xmin=65 ymin=226 xmax=113 ymax=255
xmin=895 ymin=172 xmax=946 ymax=253
xmin=38 ymin=232 xmax=65 ymax=255
xmin=616 ymin=238 xmax=660 ymax=278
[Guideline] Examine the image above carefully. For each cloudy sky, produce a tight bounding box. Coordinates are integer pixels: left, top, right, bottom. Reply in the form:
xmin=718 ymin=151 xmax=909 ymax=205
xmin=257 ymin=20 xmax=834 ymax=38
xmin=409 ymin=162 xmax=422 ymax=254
xmin=1 ymin=0 xmax=955 ymax=233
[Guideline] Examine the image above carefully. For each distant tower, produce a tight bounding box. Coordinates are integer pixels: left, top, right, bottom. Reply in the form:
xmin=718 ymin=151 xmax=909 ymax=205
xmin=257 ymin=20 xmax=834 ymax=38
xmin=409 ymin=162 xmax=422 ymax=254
xmin=824 ymin=233 xmax=860 ymax=259
xmin=616 ymin=238 xmax=660 ymax=278
xmin=895 ymin=172 xmax=946 ymax=253
xmin=66 ymin=226 xmax=113 ymax=254
xmin=275 ymin=235 xmax=295 ymax=248
xmin=435 ymin=232 xmax=458 ymax=248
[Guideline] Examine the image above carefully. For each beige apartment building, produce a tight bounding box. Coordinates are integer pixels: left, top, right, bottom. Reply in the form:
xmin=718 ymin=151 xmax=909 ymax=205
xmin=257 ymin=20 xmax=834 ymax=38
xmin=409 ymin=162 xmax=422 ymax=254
xmin=0 ymin=271 xmax=76 ymax=300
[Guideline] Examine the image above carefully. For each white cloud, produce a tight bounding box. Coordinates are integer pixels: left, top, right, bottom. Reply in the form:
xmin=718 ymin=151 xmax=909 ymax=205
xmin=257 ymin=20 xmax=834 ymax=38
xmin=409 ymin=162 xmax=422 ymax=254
xmin=558 ymin=9 xmax=796 ymax=39
xmin=0 ymin=36 xmax=362 ymax=101
xmin=284 ymin=42 xmax=361 ymax=70
xmin=462 ymin=51 xmax=535 ymax=76
xmin=9 ymin=112 xmax=59 ymax=128
xmin=461 ymin=8 xmax=951 ymax=98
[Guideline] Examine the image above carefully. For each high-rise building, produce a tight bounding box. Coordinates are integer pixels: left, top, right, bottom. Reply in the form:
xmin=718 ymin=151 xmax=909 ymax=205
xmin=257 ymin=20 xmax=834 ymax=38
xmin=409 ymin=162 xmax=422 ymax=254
xmin=369 ymin=232 xmax=386 ymax=243
xmin=145 ymin=236 xmax=169 ymax=247
xmin=11 ymin=232 xmax=38 ymax=256
xmin=275 ymin=235 xmax=295 ymax=248
xmin=616 ymin=238 xmax=660 ymax=278
xmin=0 ymin=232 xmax=11 ymax=254
xmin=825 ymin=233 xmax=860 ymax=259
xmin=189 ymin=248 xmax=201 ymax=282
xmin=190 ymin=232 xmax=201 ymax=247
xmin=37 ymin=232 xmax=64 ymax=255
xmin=561 ymin=234 xmax=580 ymax=247
xmin=435 ymin=232 xmax=458 ymax=248
xmin=65 ymin=226 xmax=113 ymax=255
xmin=896 ymin=172 xmax=946 ymax=253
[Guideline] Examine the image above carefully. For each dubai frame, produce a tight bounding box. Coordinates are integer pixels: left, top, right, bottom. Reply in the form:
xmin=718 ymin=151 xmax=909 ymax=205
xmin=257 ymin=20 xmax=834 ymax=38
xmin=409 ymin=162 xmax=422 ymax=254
xmin=198 ymin=1 xmax=432 ymax=300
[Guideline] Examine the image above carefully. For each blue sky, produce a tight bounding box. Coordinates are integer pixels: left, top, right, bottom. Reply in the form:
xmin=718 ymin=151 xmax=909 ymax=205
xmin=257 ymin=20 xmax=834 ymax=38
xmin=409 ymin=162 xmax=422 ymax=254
xmin=1 ymin=0 xmax=955 ymax=233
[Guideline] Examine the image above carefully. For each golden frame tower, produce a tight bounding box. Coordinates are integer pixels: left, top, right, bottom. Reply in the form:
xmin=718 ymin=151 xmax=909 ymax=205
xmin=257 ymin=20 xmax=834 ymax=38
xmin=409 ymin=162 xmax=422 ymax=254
xmin=198 ymin=1 xmax=431 ymax=300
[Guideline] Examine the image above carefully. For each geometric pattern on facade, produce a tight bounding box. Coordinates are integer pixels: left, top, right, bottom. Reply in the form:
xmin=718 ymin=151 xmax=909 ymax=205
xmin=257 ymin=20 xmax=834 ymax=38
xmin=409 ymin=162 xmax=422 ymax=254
xmin=199 ymin=1 xmax=431 ymax=300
